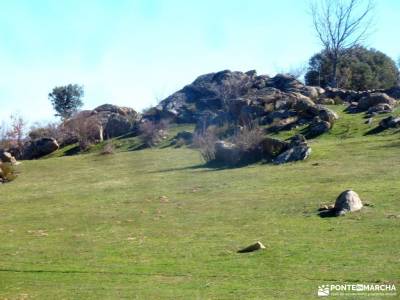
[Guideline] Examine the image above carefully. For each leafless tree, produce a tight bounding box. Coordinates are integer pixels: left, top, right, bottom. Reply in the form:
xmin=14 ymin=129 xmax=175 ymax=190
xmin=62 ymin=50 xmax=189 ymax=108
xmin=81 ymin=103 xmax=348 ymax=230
xmin=311 ymin=0 xmax=375 ymax=87
xmin=6 ymin=113 xmax=27 ymax=149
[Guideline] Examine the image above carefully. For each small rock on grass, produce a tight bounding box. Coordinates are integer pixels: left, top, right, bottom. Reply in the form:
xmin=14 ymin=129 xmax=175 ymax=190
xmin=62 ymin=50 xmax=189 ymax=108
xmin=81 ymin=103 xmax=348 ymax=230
xmin=237 ymin=241 xmax=266 ymax=253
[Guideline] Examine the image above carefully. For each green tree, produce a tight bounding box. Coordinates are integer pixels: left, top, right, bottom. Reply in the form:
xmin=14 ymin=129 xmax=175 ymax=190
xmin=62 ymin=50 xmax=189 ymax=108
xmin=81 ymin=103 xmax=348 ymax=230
xmin=305 ymin=46 xmax=399 ymax=90
xmin=49 ymin=84 xmax=84 ymax=119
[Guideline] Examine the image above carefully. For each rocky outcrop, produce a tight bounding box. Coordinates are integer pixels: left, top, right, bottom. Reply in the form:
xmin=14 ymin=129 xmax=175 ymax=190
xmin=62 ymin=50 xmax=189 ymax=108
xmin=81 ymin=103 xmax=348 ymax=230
xmin=22 ymin=138 xmax=59 ymax=159
xmin=143 ymin=70 xmax=350 ymax=139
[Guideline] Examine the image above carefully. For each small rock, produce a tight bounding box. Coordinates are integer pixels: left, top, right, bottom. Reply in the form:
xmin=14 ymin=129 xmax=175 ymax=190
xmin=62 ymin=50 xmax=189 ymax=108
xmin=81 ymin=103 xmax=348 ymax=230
xmin=334 ymin=190 xmax=363 ymax=215
xmin=238 ymin=241 xmax=266 ymax=253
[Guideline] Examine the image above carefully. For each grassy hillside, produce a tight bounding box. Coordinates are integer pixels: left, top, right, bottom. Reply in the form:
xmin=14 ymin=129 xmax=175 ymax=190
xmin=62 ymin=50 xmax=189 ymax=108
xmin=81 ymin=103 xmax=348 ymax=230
xmin=1 ymin=106 xmax=399 ymax=299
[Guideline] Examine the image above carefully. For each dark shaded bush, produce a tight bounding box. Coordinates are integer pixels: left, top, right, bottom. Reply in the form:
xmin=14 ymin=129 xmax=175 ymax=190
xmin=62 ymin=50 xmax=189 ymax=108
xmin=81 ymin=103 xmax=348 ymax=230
xmin=305 ymin=46 xmax=399 ymax=90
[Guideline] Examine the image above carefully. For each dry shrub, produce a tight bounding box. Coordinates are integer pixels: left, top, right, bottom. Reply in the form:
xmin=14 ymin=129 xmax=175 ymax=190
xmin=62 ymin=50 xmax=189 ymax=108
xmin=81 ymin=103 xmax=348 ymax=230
xmin=139 ymin=120 xmax=169 ymax=147
xmin=231 ymin=123 xmax=264 ymax=152
xmin=64 ymin=114 xmax=102 ymax=150
xmin=0 ymin=162 xmax=17 ymax=183
xmin=28 ymin=122 xmax=61 ymax=141
xmin=100 ymin=142 xmax=115 ymax=155
xmin=193 ymin=128 xmax=218 ymax=162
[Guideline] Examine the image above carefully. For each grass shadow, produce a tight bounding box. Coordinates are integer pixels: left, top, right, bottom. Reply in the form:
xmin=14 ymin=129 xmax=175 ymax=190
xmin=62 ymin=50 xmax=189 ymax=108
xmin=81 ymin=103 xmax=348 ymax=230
xmin=64 ymin=146 xmax=81 ymax=156
xmin=364 ymin=126 xmax=385 ymax=136
xmin=318 ymin=209 xmax=338 ymax=218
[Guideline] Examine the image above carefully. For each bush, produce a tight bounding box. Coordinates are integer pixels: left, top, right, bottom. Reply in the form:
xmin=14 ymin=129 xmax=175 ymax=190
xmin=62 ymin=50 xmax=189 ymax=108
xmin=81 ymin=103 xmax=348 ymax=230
xmin=305 ymin=46 xmax=399 ymax=90
xmin=193 ymin=128 xmax=218 ymax=162
xmin=231 ymin=124 xmax=264 ymax=152
xmin=0 ymin=162 xmax=17 ymax=183
xmin=28 ymin=122 xmax=61 ymax=141
xmin=139 ymin=120 xmax=169 ymax=147
xmin=64 ymin=113 xmax=103 ymax=150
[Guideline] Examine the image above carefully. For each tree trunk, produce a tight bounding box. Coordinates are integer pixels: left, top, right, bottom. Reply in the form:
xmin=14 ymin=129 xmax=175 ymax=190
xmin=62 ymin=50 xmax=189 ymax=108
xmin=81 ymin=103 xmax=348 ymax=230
xmin=331 ymin=51 xmax=339 ymax=88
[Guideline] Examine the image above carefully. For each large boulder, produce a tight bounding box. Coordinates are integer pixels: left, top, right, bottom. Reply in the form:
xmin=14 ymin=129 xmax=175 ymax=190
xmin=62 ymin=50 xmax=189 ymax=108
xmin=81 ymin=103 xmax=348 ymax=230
xmin=317 ymin=106 xmax=339 ymax=124
xmin=94 ymin=104 xmax=140 ymax=138
xmin=357 ymin=93 xmax=396 ymax=111
xmin=23 ymin=138 xmax=59 ymax=159
xmin=308 ymin=117 xmax=331 ymax=137
xmin=214 ymin=141 xmax=241 ymax=165
xmin=379 ymin=116 xmax=400 ymax=129
xmin=273 ymin=144 xmax=311 ymax=165
xmin=334 ymin=190 xmax=363 ymax=215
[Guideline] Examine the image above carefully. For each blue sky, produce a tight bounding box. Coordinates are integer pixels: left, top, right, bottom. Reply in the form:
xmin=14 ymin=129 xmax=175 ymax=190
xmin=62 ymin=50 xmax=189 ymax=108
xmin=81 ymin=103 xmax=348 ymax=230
xmin=0 ymin=0 xmax=399 ymax=123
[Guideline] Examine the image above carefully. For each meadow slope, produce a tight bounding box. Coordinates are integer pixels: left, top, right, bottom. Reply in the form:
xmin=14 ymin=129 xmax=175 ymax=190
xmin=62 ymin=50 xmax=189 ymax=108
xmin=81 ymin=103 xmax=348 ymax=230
xmin=1 ymin=106 xmax=400 ymax=299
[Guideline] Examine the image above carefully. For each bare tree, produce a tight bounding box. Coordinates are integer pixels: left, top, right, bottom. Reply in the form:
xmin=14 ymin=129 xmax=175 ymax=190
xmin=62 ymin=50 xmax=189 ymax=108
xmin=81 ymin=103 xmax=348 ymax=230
xmin=311 ymin=0 xmax=375 ymax=87
xmin=6 ymin=113 xmax=27 ymax=149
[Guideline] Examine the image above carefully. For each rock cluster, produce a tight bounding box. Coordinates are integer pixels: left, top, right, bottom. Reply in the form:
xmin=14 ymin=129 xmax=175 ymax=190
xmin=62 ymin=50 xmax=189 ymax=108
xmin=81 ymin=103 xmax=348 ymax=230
xmin=212 ymin=134 xmax=311 ymax=166
xmin=144 ymin=71 xmax=340 ymax=136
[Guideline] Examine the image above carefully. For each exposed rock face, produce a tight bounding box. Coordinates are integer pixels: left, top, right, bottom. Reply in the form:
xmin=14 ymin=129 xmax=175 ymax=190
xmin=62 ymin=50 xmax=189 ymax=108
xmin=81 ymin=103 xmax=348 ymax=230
xmin=334 ymin=190 xmax=363 ymax=215
xmin=143 ymin=70 xmax=348 ymax=140
xmin=144 ymin=70 xmax=321 ymax=125
xmin=23 ymin=138 xmax=59 ymax=159
xmin=93 ymin=104 xmax=140 ymax=138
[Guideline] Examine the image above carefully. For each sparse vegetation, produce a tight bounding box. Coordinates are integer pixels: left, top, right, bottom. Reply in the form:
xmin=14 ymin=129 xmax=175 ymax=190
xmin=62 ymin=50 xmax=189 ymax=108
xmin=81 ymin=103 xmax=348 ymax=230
xmin=0 ymin=162 xmax=17 ymax=183
xmin=100 ymin=142 xmax=115 ymax=155
xmin=139 ymin=120 xmax=169 ymax=147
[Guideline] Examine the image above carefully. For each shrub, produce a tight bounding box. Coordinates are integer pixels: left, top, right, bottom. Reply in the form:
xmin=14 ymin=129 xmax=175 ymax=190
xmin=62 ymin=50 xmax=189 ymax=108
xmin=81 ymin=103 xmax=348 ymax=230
xmin=28 ymin=122 xmax=60 ymax=141
xmin=305 ymin=46 xmax=399 ymax=90
xmin=231 ymin=123 xmax=264 ymax=152
xmin=0 ymin=162 xmax=17 ymax=183
xmin=193 ymin=128 xmax=218 ymax=162
xmin=139 ymin=120 xmax=169 ymax=147
xmin=64 ymin=113 xmax=102 ymax=150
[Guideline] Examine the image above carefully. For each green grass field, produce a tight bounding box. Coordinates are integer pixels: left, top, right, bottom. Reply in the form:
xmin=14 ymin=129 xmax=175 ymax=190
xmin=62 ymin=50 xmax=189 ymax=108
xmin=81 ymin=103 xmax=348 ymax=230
xmin=1 ymin=106 xmax=400 ymax=299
